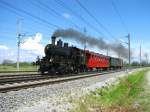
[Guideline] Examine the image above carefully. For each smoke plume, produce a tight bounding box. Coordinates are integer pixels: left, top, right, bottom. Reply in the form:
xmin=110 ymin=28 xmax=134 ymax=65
xmin=52 ymin=28 xmax=128 ymax=58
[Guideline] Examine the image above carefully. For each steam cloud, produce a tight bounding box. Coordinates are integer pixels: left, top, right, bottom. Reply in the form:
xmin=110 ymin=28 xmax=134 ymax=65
xmin=53 ymin=28 xmax=128 ymax=58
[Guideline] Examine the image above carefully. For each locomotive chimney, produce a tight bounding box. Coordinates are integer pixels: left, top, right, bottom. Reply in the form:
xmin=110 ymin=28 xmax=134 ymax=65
xmin=51 ymin=36 xmax=56 ymax=45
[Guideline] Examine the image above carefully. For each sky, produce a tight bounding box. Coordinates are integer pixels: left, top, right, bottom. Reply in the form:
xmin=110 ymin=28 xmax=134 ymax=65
xmin=0 ymin=0 xmax=150 ymax=63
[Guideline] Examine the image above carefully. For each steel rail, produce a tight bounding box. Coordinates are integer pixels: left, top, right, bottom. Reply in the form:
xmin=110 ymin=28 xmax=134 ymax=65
xmin=0 ymin=70 xmax=125 ymax=93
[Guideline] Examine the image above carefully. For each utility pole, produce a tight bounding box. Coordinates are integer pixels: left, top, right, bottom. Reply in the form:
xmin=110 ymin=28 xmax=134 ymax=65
xmin=140 ymin=44 xmax=141 ymax=67
xmin=119 ymin=34 xmax=131 ymax=67
xmin=83 ymin=27 xmax=86 ymax=50
xmin=83 ymin=27 xmax=87 ymax=72
xmin=144 ymin=53 xmax=148 ymax=65
xmin=106 ymin=48 xmax=108 ymax=56
xmin=17 ymin=19 xmax=23 ymax=71
xmin=127 ymin=33 xmax=131 ymax=65
xmin=107 ymin=48 xmax=108 ymax=56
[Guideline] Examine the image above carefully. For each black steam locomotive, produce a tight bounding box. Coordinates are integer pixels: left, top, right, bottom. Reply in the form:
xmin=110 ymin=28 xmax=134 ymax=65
xmin=37 ymin=36 xmax=87 ymax=74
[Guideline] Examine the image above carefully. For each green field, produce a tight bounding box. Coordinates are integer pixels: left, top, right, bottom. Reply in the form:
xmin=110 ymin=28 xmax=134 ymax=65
xmin=71 ymin=69 xmax=150 ymax=112
xmin=0 ymin=63 xmax=38 ymax=72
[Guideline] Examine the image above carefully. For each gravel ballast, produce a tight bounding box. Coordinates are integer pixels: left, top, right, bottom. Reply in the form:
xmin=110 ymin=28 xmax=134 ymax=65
xmin=0 ymin=69 xmax=142 ymax=112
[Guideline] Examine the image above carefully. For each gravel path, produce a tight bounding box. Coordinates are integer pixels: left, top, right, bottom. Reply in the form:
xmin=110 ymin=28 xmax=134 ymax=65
xmin=0 ymin=69 xmax=141 ymax=112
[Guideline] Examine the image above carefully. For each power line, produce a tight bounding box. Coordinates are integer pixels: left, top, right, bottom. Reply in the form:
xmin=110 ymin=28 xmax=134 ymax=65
xmin=0 ymin=3 xmax=24 ymax=19
xmin=0 ymin=0 xmax=60 ymax=29
xmin=0 ymin=0 xmax=109 ymax=41
xmin=140 ymin=44 xmax=141 ymax=66
xmin=34 ymin=0 xmax=81 ymax=29
xmin=0 ymin=0 xmax=82 ymax=36
xmin=16 ymin=19 xmax=22 ymax=70
xmin=29 ymin=0 xmax=59 ymax=19
xmin=75 ymin=0 xmax=115 ymax=39
xmin=55 ymin=0 xmax=107 ymax=37
xmin=110 ymin=0 xmax=128 ymax=33
xmin=0 ymin=3 xmax=57 ymax=34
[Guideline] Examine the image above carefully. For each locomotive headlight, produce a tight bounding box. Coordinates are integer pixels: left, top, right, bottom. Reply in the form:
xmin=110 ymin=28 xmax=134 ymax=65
xmin=49 ymin=58 xmax=53 ymax=62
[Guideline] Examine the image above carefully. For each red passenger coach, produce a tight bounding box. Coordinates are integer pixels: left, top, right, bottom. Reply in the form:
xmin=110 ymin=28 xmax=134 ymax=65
xmin=85 ymin=51 xmax=110 ymax=70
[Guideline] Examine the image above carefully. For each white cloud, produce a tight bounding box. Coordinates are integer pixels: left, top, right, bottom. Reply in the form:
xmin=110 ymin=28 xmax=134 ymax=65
xmin=0 ymin=33 xmax=46 ymax=63
xmin=21 ymin=33 xmax=44 ymax=56
xmin=62 ymin=13 xmax=71 ymax=19
xmin=0 ymin=46 xmax=15 ymax=63
xmin=0 ymin=45 xmax=8 ymax=50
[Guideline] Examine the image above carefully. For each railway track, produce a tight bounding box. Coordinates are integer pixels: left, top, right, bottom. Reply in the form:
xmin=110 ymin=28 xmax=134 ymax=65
xmin=0 ymin=74 xmax=49 ymax=85
xmin=0 ymin=70 xmax=37 ymax=73
xmin=0 ymin=71 xmax=108 ymax=85
xmin=0 ymin=69 xmax=128 ymax=93
xmin=0 ymin=73 xmax=39 ymax=77
xmin=0 ymin=72 xmax=38 ymax=77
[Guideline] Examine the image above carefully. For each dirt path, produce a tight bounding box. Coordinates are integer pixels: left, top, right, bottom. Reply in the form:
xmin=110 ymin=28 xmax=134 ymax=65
xmin=147 ymin=71 xmax=150 ymax=87
xmin=137 ymin=70 xmax=150 ymax=112
xmin=118 ymin=69 xmax=150 ymax=112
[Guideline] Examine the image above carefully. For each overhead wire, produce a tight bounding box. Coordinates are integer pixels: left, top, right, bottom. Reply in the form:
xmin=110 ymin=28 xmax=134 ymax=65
xmin=0 ymin=0 xmax=60 ymax=29
xmin=0 ymin=0 xmax=111 ymax=40
xmin=0 ymin=3 xmax=53 ymax=41
xmin=0 ymin=0 xmax=125 ymax=43
xmin=34 ymin=0 xmax=81 ymax=29
xmin=75 ymin=0 xmax=116 ymax=40
xmin=110 ymin=0 xmax=128 ymax=33
xmin=54 ymin=0 xmax=107 ymax=37
xmin=0 ymin=0 xmax=83 ymax=39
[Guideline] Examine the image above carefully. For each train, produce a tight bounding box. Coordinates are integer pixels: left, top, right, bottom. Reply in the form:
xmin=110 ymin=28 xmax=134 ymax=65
xmin=36 ymin=36 xmax=123 ymax=74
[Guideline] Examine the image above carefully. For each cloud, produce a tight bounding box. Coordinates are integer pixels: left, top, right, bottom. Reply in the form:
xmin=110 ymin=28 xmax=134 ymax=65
xmin=0 ymin=33 xmax=46 ymax=63
xmin=0 ymin=46 xmax=15 ymax=63
xmin=21 ymin=33 xmax=45 ymax=56
xmin=62 ymin=13 xmax=71 ymax=19
xmin=0 ymin=45 xmax=8 ymax=50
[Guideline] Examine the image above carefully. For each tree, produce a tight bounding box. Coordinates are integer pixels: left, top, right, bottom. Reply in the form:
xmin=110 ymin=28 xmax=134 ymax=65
xmin=141 ymin=60 xmax=147 ymax=66
xmin=144 ymin=53 xmax=148 ymax=64
xmin=35 ymin=56 xmax=40 ymax=65
xmin=2 ymin=59 xmax=14 ymax=65
xmin=131 ymin=61 xmax=139 ymax=66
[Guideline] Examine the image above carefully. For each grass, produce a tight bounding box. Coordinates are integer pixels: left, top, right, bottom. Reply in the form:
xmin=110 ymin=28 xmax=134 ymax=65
xmin=0 ymin=65 xmax=37 ymax=71
xmin=134 ymin=71 xmax=150 ymax=112
xmin=71 ymin=69 xmax=150 ymax=112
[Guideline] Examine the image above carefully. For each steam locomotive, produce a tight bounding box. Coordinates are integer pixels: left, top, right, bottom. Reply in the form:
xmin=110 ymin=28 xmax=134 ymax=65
xmin=36 ymin=36 xmax=123 ymax=74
